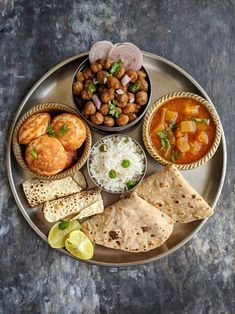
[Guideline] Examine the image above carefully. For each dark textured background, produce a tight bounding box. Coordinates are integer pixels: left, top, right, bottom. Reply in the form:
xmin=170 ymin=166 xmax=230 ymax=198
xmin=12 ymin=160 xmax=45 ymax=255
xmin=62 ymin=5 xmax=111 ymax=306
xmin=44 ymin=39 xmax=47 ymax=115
xmin=0 ymin=1 xmax=234 ymax=313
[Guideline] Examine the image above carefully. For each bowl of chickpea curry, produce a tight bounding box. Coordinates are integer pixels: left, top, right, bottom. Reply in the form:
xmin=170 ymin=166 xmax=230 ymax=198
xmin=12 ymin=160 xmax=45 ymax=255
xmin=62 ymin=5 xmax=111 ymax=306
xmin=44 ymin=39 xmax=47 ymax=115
xmin=72 ymin=51 xmax=151 ymax=132
xmin=143 ymin=92 xmax=221 ymax=170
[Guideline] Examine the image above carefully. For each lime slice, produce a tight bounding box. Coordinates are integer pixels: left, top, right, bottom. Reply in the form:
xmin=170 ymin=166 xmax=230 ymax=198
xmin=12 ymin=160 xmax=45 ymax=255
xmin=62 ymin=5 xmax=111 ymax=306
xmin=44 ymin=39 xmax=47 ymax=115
xmin=65 ymin=230 xmax=94 ymax=260
xmin=48 ymin=220 xmax=80 ymax=248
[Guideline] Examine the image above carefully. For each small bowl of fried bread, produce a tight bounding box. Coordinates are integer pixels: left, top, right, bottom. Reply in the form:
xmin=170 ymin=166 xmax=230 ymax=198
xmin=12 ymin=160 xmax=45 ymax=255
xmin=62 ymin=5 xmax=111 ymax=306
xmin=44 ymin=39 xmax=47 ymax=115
xmin=12 ymin=103 xmax=92 ymax=179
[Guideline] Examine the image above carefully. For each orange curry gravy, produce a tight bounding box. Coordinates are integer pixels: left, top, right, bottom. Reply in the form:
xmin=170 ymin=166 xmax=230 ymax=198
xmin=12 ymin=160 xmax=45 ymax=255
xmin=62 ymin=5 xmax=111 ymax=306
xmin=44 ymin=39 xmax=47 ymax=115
xmin=150 ymin=98 xmax=215 ymax=164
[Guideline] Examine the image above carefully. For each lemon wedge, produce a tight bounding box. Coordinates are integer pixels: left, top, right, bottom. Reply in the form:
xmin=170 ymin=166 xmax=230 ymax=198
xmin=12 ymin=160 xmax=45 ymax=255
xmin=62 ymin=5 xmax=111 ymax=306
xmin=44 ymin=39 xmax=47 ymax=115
xmin=48 ymin=220 xmax=80 ymax=248
xmin=65 ymin=230 xmax=94 ymax=260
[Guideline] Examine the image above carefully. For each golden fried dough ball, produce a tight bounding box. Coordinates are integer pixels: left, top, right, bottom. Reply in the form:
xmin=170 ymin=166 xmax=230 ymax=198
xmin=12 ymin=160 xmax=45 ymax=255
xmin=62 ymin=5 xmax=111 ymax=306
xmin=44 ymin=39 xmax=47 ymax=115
xmin=19 ymin=113 xmax=51 ymax=145
xmin=25 ymin=135 xmax=67 ymax=176
xmin=51 ymin=113 xmax=86 ymax=150
xmin=64 ymin=150 xmax=77 ymax=169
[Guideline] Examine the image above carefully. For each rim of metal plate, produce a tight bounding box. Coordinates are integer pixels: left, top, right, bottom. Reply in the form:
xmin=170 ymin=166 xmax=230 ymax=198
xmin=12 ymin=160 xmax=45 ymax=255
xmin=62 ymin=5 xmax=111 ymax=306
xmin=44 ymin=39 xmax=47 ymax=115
xmin=6 ymin=51 xmax=227 ymax=267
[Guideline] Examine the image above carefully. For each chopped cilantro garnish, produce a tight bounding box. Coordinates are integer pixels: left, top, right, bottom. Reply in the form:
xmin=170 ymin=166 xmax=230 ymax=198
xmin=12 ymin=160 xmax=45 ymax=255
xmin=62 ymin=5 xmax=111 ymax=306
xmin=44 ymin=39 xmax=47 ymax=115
xmin=58 ymin=123 xmax=69 ymax=136
xmin=47 ymin=122 xmax=55 ymax=137
xmin=30 ymin=150 xmax=38 ymax=158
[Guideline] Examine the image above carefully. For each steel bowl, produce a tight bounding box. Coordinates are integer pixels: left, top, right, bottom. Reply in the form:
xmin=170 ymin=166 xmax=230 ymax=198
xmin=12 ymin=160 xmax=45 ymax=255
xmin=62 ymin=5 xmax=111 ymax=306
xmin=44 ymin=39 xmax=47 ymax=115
xmin=87 ymin=134 xmax=147 ymax=193
xmin=71 ymin=58 xmax=152 ymax=133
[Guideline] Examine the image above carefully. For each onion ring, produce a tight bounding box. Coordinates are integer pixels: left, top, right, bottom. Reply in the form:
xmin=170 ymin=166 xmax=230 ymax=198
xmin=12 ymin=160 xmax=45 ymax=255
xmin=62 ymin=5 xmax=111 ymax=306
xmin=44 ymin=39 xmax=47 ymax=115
xmin=89 ymin=41 xmax=113 ymax=63
xmin=108 ymin=42 xmax=143 ymax=71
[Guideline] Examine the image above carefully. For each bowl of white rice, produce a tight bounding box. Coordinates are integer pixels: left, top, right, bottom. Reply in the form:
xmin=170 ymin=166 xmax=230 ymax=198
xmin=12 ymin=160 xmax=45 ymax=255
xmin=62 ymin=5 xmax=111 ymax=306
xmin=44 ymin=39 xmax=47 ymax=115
xmin=88 ymin=135 xmax=147 ymax=193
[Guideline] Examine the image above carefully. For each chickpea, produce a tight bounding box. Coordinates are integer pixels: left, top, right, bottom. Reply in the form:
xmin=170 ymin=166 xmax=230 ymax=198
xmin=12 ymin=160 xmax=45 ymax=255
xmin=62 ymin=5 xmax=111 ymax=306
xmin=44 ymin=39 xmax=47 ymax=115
xmin=135 ymin=91 xmax=148 ymax=106
xmin=90 ymin=62 xmax=103 ymax=73
xmin=115 ymin=66 xmax=125 ymax=80
xmin=98 ymin=59 xmax=106 ymax=67
xmin=97 ymin=84 xmax=105 ymax=95
xmin=104 ymin=58 xmax=113 ymax=70
xmin=107 ymin=76 xmax=120 ymax=89
xmin=99 ymin=104 xmax=109 ymax=116
xmin=81 ymin=89 xmax=92 ymax=100
xmin=116 ymin=107 xmax=122 ymax=115
xmin=72 ymin=81 xmax=83 ymax=96
xmin=83 ymin=67 xmax=93 ymax=79
xmin=76 ymin=71 xmax=85 ymax=83
xmin=84 ymin=79 xmax=93 ymax=88
xmin=118 ymin=84 xmax=128 ymax=93
xmin=82 ymin=101 xmax=96 ymax=116
xmin=116 ymin=114 xmax=129 ymax=126
xmin=138 ymin=78 xmax=148 ymax=92
xmin=128 ymin=113 xmax=137 ymax=122
xmin=137 ymin=70 xmax=146 ymax=79
xmin=117 ymin=93 xmax=128 ymax=108
xmin=127 ymin=92 xmax=135 ymax=103
xmin=97 ymin=71 xmax=108 ymax=84
xmin=90 ymin=112 xmax=104 ymax=125
xmin=122 ymin=103 xmax=136 ymax=114
xmin=100 ymin=89 xmax=114 ymax=103
xmin=134 ymin=104 xmax=141 ymax=113
xmin=126 ymin=69 xmax=138 ymax=83
xmin=104 ymin=116 xmax=115 ymax=127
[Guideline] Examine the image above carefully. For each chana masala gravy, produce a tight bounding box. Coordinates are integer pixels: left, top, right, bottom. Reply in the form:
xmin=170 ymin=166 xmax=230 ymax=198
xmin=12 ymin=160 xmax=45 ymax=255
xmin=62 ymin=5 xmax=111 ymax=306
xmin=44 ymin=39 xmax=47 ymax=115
xmin=150 ymin=98 xmax=215 ymax=164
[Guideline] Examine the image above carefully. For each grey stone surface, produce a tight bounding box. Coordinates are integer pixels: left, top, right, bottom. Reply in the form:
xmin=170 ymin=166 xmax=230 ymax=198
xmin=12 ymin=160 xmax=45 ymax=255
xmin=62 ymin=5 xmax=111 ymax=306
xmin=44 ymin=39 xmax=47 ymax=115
xmin=0 ymin=1 xmax=234 ymax=313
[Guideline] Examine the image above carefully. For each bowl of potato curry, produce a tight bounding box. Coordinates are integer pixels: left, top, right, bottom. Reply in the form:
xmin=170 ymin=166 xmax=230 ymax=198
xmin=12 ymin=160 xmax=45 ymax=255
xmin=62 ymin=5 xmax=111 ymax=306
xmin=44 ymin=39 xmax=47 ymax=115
xmin=143 ymin=92 xmax=221 ymax=170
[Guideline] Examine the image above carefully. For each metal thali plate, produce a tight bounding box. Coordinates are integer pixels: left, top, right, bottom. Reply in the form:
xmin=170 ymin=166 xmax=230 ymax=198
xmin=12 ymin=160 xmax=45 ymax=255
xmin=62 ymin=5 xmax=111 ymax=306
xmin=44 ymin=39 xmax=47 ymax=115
xmin=7 ymin=51 xmax=227 ymax=266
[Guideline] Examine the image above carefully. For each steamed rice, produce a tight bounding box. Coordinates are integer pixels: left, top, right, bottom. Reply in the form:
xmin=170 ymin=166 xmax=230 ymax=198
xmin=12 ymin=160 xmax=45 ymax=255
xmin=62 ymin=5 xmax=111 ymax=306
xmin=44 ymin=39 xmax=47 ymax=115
xmin=89 ymin=136 xmax=146 ymax=192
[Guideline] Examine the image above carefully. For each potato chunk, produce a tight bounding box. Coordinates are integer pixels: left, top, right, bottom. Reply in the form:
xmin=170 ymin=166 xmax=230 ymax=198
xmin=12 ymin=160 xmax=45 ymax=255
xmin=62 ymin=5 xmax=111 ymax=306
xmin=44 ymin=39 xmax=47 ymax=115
xmin=153 ymin=123 xmax=165 ymax=133
xmin=165 ymin=110 xmax=178 ymax=123
xmin=160 ymin=108 xmax=166 ymax=123
xmin=176 ymin=136 xmax=190 ymax=153
xmin=197 ymin=131 xmax=208 ymax=144
xmin=180 ymin=121 xmax=196 ymax=133
xmin=189 ymin=140 xmax=202 ymax=155
xmin=184 ymin=104 xmax=199 ymax=115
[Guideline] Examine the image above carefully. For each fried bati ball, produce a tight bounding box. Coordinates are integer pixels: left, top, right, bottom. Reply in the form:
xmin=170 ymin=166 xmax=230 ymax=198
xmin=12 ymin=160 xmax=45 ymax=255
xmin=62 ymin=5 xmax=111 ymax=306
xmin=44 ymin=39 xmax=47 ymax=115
xmin=51 ymin=113 xmax=86 ymax=150
xmin=25 ymin=135 xmax=67 ymax=176
xmin=64 ymin=150 xmax=77 ymax=169
xmin=18 ymin=113 xmax=51 ymax=145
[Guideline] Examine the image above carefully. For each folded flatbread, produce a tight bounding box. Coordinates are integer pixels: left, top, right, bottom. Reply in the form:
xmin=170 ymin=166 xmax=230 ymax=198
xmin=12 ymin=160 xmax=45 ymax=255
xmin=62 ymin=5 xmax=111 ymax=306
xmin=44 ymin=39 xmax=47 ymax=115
xmin=23 ymin=177 xmax=82 ymax=207
xmin=81 ymin=193 xmax=174 ymax=253
xmin=43 ymin=188 xmax=103 ymax=222
xmin=135 ymin=165 xmax=213 ymax=223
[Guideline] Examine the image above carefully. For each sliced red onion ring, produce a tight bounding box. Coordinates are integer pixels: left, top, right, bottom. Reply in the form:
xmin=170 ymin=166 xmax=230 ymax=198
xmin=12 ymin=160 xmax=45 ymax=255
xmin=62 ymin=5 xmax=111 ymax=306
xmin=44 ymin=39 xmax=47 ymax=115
xmin=121 ymin=74 xmax=131 ymax=86
xmin=116 ymin=89 xmax=125 ymax=95
xmin=89 ymin=41 xmax=113 ymax=63
xmin=92 ymin=94 xmax=101 ymax=110
xmin=103 ymin=77 xmax=107 ymax=84
xmin=108 ymin=42 xmax=143 ymax=71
